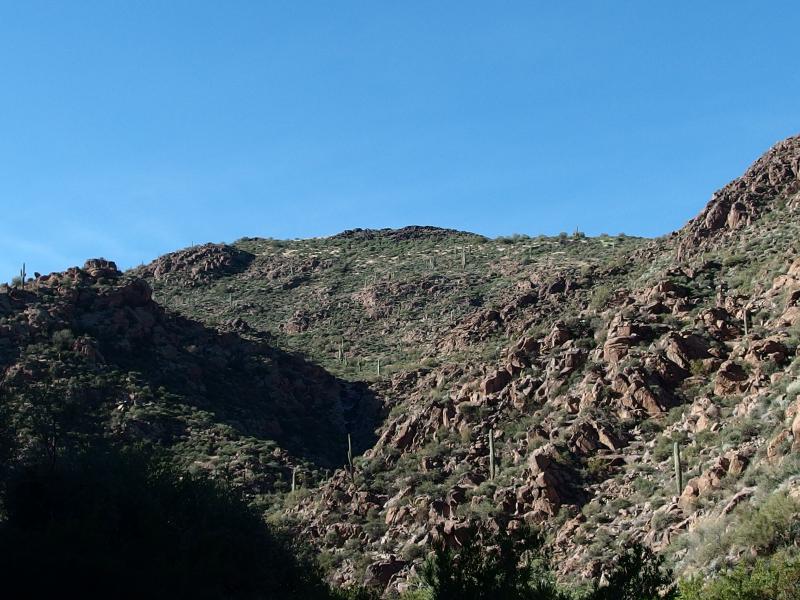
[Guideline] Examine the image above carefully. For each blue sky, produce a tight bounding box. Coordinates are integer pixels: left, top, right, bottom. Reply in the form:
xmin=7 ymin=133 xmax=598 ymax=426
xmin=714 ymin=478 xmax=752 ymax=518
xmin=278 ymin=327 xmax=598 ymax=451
xmin=1 ymin=2 xmax=799 ymax=280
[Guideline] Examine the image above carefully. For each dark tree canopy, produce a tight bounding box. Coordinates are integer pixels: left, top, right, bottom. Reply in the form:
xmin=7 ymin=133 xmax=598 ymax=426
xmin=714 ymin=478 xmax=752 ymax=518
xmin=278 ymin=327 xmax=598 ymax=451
xmin=0 ymin=446 xmax=334 ymax=600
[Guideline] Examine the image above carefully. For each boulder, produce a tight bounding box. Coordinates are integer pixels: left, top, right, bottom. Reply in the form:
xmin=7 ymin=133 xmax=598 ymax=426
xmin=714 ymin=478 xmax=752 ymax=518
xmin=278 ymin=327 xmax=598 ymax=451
xmin=363 ymin=556 xmax=407 ymax=588
xmin=83 ymin=258 xmax=121 ymax=279
xmin=482 ymin=369 xmax=512 ymax=395
xmin=746 ymin=338 xmax=788 ymax=365
xmin=714 ymin=361 xmax=749 ymax=396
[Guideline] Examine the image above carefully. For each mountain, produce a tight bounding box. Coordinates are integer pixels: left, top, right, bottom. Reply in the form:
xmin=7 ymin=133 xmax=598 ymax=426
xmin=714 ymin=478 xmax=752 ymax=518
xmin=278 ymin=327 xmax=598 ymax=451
xmin=0 ymin=258 xmax=381 ymax=499
xmin=2 ymin=134 xmax=799 ymax=594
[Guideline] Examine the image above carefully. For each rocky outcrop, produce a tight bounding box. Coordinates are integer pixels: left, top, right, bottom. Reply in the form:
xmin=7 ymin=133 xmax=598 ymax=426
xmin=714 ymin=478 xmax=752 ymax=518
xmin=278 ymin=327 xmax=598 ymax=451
xmin=714 ymin=361 xmax=750 ymax=396
xmin=679 ymin=134 xmax=800 ymax=252
xmin=137 ymin=243 xmax=254 ymax=285
xmin=332 ymin=226 xmax=485 ymax=242
xmin=679 ymin=449 xmax=751 ymax=509
xmin=83 ymin=258 xmax=122 ymax=279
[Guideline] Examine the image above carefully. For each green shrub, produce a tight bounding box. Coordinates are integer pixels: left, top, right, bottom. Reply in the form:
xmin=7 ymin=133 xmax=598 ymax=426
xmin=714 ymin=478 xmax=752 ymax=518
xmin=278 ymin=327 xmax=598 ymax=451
xmin=0 ymin=445 xmax=337 ymax=599
xmin=418 ymin=528 xmax=569 ymax=600
xmin=591 ymin=544 xmax=675 ymax=600
xmin=678 ymin=552 xmax=800 ymax=600
xmin=733 ymin=491 xmax=800 ymax=553
xmin=414 ymin=528 xmax=673 ymax=600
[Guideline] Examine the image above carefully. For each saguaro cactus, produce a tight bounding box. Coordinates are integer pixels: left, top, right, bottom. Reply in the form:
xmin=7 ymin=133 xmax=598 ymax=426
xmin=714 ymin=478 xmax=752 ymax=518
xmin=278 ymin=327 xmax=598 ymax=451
xmin=673 ymin=441 xmax=683 ymax=496
xmin=377 ymin=358 xmax=381 ymax=377
xmin=489 ymin=428 xmax=496 ymax=480
xmin=461 ymin=248 xmax=467 ymax=269
xmin=291 ymin=466 xmax=298 ymax=494
xmin=347 ymin=433 xmax=354 ymax=481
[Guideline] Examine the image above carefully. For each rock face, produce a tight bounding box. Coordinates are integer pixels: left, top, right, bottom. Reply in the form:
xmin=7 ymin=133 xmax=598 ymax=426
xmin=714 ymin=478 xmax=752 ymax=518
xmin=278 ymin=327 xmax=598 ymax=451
xmin=714 ymin=361 xmax=749 ymax=396
xmin=0 ymin=263 xmax=381 ymax=497
xmin=275 ymin=133 xmax=800 ymax=593
xmin=83 ymin=258 xmax=122 ymax=279
xmin=136 ymin=243 xmax=255 ymax=285
xmin=679 ymin=134 xmax=800 ymax=252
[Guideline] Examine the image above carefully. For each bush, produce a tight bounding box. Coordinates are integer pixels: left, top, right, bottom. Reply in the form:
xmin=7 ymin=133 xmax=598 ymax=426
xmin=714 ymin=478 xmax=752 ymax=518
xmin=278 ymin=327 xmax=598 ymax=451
xmin=0 ymin=445 xmax=336 ymax=599
xmin=52 ymin=329 xmax=75 ymax=350
xmin=418 ymin=528 xmax=569 ymax=600
xmin=590 ymin=286 xmax=612 ymax=311
xmin=732 ymin=491 xmax=800 ymax=553
xmin=591 ymin=544 xmax=675 ymax=600
xmin=678 ymin=552 xmax=800 ymax=600
xmin=414 ymin=528 xmax=674 ymax=600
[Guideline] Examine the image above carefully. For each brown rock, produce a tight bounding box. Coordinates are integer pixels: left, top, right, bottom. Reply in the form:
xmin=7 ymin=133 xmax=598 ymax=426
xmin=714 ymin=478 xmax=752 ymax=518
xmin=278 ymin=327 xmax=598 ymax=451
xmin=714 ymin=361 xmax=749 ymax=396
xmin=663 ymin=332 xmax=712 ymax=370
xmin=746 ymin=338 xmax=788 ymax=365
xmin=363 ymin=556 xmax=407 ymax=587
xmin=483 ymin=369 xmax=512 ymax=395
xmin=83 ymin=258 xmax=121 ymax=279
xmin=603 ymin=336 xmax=636 ymax=363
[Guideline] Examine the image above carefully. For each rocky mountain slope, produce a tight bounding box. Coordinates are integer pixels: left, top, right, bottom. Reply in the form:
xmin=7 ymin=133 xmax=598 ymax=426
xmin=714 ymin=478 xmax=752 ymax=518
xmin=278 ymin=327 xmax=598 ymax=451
xmin=3 ymin=134 xmax=800 ymax=595
xmin=0 ymin=259 xmax=381 ymax=502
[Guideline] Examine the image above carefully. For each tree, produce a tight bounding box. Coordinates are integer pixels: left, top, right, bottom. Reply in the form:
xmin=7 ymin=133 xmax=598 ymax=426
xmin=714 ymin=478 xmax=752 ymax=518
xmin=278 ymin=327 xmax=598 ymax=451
xmin=0 ymin=445 xmax=336 ymax=600
xmin=590 ymin=544 xmax=675 ymax=600
xmin=418 ymin=528 xmax=569 ymax=600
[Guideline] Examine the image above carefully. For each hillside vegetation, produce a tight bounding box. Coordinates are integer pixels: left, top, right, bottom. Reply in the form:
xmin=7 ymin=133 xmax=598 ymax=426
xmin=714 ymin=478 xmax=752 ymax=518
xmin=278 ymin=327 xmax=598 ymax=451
xmin=1 ymin=135 xmax=800 ymax=597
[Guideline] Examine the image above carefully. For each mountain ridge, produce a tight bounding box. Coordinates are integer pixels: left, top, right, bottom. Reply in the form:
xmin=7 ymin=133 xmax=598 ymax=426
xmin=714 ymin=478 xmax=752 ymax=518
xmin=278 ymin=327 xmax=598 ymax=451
xmin=2 ymin=133 xmax=800 ymax=595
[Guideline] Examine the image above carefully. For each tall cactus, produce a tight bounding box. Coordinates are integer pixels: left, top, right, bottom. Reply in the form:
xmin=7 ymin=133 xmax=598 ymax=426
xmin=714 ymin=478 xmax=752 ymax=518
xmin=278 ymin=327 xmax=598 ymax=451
xmin=461 ymin=248 xmax=466 ymax=270
xmin=489 ymin=428 xmax=496 ymax=480
xmin=291 ymin=466 xmax=298 ymax=495
xmin=347 ymin=433 xmax=354 ymax=481
xmin=377 ymin=358 xmax=381 ymax=377
xmin=673 ymin=441 xmax=683 ymax=496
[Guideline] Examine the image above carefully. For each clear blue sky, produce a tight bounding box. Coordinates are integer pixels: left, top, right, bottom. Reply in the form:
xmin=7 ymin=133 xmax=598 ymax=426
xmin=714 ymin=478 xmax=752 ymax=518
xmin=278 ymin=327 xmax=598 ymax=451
xmin=1 ymin=2 xmax=799 ymax=280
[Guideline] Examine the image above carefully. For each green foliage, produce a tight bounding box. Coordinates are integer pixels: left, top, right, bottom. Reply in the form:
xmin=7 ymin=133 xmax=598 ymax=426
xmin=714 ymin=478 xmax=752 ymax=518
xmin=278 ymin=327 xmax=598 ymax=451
xmin=0 ymin=445 xmax=337 ymax=599
xmin=333 ymin=587 xmax=383 ymax=600
xmin=589 ymin=285 xmax=612 ymax=310
xmin=591 ymin=545 xmax=675 ymax=600
xmin=678 ymin=553 xmax=800 ymax=600
xmin=414 ymin=529 xmax=673 ymax=600
xmin=732 ymin=491 xmax=800 ymax=553
xmin=418 ymin=529 xmax=569 ymax=600
xmin=52 ymin=328 xmax=75 ymax=350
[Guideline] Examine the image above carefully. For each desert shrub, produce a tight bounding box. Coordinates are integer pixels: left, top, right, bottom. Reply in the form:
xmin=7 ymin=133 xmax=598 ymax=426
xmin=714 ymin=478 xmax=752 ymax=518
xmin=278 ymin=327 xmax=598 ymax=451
xmin=414 ymin=528 xmax=673 ymax=600
xmin=678 ymin=552 xmax=800 ymax=600
xmin=591 ymin=544 xmax=675 ymax=600
xmin=418 ymin=528 xmax=569 ymax=600
xmin=589 ymin=285 xmax=612 ymax=310
xmin=586 ymin=456 xmax=613 ymax=481
xmin=0 ymin=445 xmax=336 ymax=600
xmin=732 ymin=491 xmax=800 ymax=553
xmin=52 ymin=329 xmax=75 ymax=350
